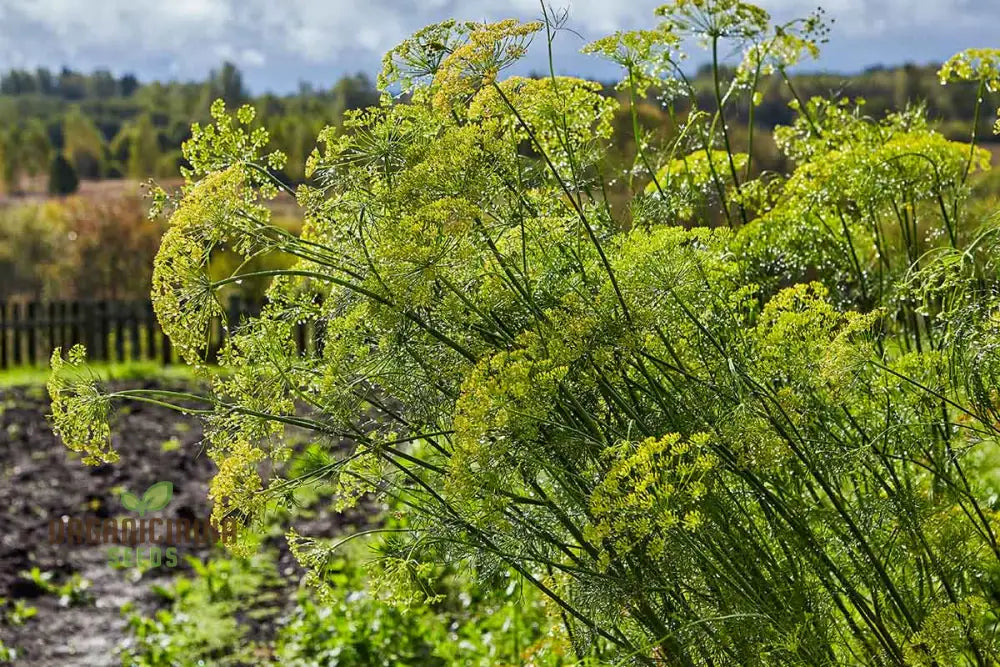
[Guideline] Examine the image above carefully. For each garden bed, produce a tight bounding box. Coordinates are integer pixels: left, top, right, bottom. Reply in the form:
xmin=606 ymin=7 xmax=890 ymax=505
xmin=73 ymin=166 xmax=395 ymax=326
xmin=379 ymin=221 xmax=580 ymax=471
xmin=0 ymin=381 xmax=361 ymax=666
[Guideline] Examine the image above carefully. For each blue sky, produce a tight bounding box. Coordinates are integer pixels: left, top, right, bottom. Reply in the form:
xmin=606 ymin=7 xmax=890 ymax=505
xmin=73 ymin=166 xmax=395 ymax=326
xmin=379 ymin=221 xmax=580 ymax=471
xmin=0 ymin=0 xmax=997 ymax=92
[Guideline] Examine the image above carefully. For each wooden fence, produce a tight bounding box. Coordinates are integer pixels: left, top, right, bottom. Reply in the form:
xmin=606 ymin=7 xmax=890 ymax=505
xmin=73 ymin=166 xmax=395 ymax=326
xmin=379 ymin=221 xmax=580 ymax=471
xmin=0 ymin=297 xmax=261 ymax=369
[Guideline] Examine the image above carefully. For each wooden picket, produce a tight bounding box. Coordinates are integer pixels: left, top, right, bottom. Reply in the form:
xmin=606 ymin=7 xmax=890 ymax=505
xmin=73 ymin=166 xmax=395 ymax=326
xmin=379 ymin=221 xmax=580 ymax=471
xmin=0 ymin=296 xmax=273 ymax=370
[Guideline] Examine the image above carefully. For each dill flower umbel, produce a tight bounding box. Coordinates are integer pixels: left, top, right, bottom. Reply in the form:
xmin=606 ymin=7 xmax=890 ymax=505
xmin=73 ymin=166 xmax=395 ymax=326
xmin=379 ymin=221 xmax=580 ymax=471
xmin=938 ymin=49 xmax=1000 ymax=91
xmin=430 ymin=19 xmax=543 ymax=112
xmin=48 ymin=346 xmax=117 ymax=464
xmin=151 ymin=169 xmax=243 ymax=364
xmin=587 ymin=433 xmax=716 ymax=568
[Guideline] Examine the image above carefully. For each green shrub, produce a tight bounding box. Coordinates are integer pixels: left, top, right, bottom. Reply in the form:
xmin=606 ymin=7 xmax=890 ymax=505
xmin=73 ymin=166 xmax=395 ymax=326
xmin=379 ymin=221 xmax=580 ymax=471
xmin=274 ymin=544 xmax=562 ymax=666
xmin=48 ymin=153 xmax=79 ymax=195
xmin=0 ymin=201 xmax=68 ymax=299
xmin=50 ymin=2 xmax=1000 ymax=664
xmin=121 ymin=545 xmax=563 ymax=666
xmin=0 ymin=190 xmax=164 ymax=300
xmin=119 ymin=554 xmax=276 ymax=666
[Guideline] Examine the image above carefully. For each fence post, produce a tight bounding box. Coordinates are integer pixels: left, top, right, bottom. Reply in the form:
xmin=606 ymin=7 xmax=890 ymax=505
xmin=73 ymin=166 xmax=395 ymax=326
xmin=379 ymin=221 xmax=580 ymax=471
xmin=26 ymin=302 xmax=38 ymax=366
xmin=47 ymin=302 xmax=58 ymax=359
xmin=0 ymin=301 xmax=7 ymax=370
xmin=161 ymin=331 xmax=172 ymax=365
xmin=112 ymin=300 xmax=125 ymax=363
xmin=11 ymin=303 xmax=22 ymax=367
xmin=144 ymin=300 xmax=156 ymax=362
xmin=160 ymin=303 xmax=172 ymax=365
xmin=129 ymin=301 xmax=141 ymax=361
xmin=56 ymin=301 xmax=66 ymax=353
xmin=63 ymin=301 xmax=73 ymax=351
xmin=69 ymin=301 xmax=81 ymax=350
xmin=97 ymin=300 xmax=111 ymax=362
xmin=83 ymin=301 xmax=97 ymax=360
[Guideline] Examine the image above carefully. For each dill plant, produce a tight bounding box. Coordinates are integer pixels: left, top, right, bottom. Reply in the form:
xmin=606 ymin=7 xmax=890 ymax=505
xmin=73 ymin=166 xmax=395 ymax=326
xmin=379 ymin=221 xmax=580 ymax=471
xmin=48 ymin=2 xmax=1000 ymax=663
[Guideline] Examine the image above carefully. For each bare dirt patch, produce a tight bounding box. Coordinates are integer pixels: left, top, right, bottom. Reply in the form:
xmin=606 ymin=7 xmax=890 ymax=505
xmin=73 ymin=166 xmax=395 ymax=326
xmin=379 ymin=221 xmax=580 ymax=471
xmin=0 ymin=382 xmax=216 ymax=665
xmin=0 ymin=381 xmax=362 ymax=666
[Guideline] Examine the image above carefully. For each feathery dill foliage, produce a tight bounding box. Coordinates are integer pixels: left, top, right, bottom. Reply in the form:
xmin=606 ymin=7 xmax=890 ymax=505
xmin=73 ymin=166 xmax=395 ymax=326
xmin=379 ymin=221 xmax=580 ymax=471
xmin=47 ymin=1 xmax=1000 ymax=663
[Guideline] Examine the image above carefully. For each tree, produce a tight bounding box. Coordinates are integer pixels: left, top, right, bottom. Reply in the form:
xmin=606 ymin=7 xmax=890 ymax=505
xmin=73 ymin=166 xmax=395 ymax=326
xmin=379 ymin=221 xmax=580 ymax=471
xmin=119 ymin=73 xmax=139 ymax=97
xmin=0 ymin=201 xmax=70 ymax=300
xmin=111 ymin=113 xmax=160 ymax=178
xmin=0 ymin=129 xmax=17 ymax=193
xmin=62 ymin=106 xmax=105 ymax=179
xmin=88 ymin=69 xmax=118 ymax=99
xmin=48 ymin=154 xmax=79 ymax=195
xmin=329 ymin=73 xmax=380 ymax=118
xmin=57 ymin=67 xmax=87 ymax=100
xmin=0 ymin=69 xmax=37 ymax=95
xmin=35 ymin=67 xmax=54 ymax=95
xmin=19 ymin=119 xmax=53 ymax=179
xmin=209 ymin=61 xmax=247 ymax=106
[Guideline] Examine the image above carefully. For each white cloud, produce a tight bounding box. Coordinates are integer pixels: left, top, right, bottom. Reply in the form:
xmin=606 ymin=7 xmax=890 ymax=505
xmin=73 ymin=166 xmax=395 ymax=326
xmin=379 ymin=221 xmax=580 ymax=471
xmin=241 ymin=49 xmax=266 ymax=68
xmin=0 ymin=0 xmax=659 ymax=79
xmin=757 ymin=0 xmax=995 ymax=36
xmin=0 ymin=0 xmax=997 ymax=89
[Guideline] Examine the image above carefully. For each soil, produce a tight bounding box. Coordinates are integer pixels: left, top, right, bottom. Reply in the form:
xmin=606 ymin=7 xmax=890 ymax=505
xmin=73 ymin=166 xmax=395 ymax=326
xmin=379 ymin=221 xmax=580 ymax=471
xmin=0 ymin=382 xmax=358 ymax=666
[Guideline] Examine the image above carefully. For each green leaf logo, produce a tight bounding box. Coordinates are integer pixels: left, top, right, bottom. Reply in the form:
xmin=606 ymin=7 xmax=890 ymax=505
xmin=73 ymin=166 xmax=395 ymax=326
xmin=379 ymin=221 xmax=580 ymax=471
xmin=120 ymin=481 xmax=173 ymax=517
xmin=120 ymin=491 xmax=142 ymax=512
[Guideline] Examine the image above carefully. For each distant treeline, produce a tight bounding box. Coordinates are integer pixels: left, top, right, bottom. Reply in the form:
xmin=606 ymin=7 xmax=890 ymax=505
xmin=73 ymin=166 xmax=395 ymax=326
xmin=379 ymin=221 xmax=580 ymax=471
xmin=691 ymin=62 xmax=998 ymax=135
xmin=0 ymin=60 xmax=995 ymax=194
xmin=0 ymin=62 xmax=379 ymax=191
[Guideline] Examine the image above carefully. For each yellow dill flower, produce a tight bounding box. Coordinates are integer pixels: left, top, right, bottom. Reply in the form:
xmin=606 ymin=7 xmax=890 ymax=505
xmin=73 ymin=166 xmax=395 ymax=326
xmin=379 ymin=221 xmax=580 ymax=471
xmin=582 ymin=24 xmax=681 ymax=96
xmin=208 ymin=437 xmax=266 ymax=556
xmin=588 ymin=433 xmax=715 ymax=567
xmin=468 ymin=76 xmax=618 ymax=160
xmin=151 ymin=168 xmax=264 ymax=365
xmin=939 ymin=49 xmax=1000 ymax=92
xmin=431 ymin=19 xmax=543 ymax=113
xmin=378 ymin=20 xmax=477 ymax=94
xmin=656 ymin=0 xmax=770 ymax=42
xmin=47 ymin=346 xmax=117 ymax=465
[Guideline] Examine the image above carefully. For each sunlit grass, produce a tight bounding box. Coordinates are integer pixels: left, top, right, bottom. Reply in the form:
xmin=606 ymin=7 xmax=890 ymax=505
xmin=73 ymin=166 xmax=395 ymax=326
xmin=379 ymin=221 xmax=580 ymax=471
xmin=0 ymin=361 xmax=200 ymax=388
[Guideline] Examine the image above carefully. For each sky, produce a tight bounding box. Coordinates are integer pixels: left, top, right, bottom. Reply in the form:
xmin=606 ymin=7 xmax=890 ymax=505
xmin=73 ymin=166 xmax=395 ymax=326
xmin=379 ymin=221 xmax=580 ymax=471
xmin=0 ymin=0 xmax=998 ymax=93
